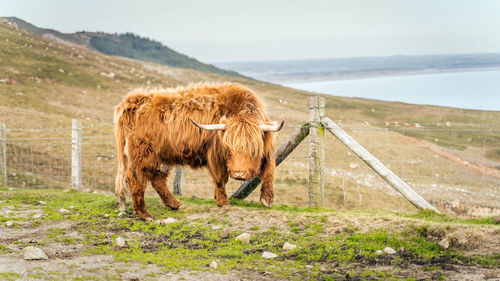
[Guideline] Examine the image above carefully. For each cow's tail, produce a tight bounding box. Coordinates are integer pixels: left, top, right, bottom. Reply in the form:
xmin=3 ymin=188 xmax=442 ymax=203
xmin=114 ymin=105 xmax=129 ymax=212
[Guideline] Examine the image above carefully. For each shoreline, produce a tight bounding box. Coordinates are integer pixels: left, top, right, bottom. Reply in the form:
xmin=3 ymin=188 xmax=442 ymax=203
xmin=259 ymin=66 xmax=500 ymax=84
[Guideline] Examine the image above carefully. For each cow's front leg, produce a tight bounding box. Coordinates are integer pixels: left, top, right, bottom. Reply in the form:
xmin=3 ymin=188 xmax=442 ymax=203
xmin=149 ymin=171 xmax=183 ymax=210
xmin=207 ymin=165 xmax=230 ymax=207
xmin=259 ymin=156 xmax=276 ymax=208
xmin=127 ymin=169 xmax=153 ymax=220
xmin=214 ymin=179 xmax=230 ymax=207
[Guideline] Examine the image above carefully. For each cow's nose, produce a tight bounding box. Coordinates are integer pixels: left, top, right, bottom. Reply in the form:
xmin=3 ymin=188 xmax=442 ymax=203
xmin=233 ymin=171 xmax=245 ymax=178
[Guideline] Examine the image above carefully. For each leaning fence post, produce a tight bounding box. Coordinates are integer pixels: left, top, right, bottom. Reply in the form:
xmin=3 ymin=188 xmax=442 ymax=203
xmin=321 ymin=117 xmax=439 ymax=213
xmin=71 ymin=119 xmax=82 ymax=191
xmin=0 ymin=122 xmax=7 ymax=186
xmin=309 ymin=97 xmax=325 ymax=207
xmin=173 ymin=166 xmax=183 ymax=196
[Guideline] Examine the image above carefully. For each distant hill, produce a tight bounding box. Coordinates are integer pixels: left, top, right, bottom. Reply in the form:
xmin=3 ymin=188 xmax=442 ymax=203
xmin=216 ymin=53 xmax=500 ymax=82
xmin=4 ymin=16 xmax=241 ymax=77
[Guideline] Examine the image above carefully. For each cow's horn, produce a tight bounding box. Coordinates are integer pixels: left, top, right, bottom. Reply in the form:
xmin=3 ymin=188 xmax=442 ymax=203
xmin=189 ymin=118 xmax=226 ymax=131
xmin=260 ymin=120 xmax=285 ymax=132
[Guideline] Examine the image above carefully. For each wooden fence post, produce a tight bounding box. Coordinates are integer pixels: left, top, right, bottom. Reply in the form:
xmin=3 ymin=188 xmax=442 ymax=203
xmin=309 ymin=97 xmax=325 ymax=207
xmin=173 ymin=166 xmax=183 ymax=196
xmin=321 ymin=117 xmax=439 ymax=213
xmin=0 ymin=122 xmax=7 ymax=186
xmin=231 ymin=122 xmax=310 ymax=199
xmin=71 ymin=119 xmax=82 ymax=191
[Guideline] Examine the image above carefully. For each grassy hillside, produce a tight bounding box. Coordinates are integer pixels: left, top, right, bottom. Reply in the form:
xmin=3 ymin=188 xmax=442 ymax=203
xmin=1 ymin=18 xmax=499 ymax=129
xmin=0 ymin=187 xmax=498 ymax=280
xmin=1 ymin=18 xmax=499 ymax=213
xmin=3 ymin=17 xmax=241 ymax=77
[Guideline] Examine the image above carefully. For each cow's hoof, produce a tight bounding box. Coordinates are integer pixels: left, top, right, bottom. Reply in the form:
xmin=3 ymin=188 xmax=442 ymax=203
xmin=217 ymin=200 xmax=231 ymax=207
xmin=139 ymin=214 xmax=154 ymax=221
xmin=260 ymin=198 xmax=272 ymax=208
xmin=168 ymin=202 xmax=183 ymax=210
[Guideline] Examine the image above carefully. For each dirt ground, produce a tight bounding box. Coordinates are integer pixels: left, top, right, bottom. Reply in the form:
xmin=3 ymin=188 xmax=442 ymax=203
xmin=0 ymin=190 xmax=499 ymax=281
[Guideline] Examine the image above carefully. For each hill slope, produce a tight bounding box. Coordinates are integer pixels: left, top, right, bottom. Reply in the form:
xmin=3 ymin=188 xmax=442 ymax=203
xmin=4 ymin=16 xmax=241 ymax=77
xmin=1 ymin=18 xmax=499 ymax=213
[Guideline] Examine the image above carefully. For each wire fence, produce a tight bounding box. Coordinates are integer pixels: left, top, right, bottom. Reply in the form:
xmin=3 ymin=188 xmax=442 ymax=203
xmin=1 ymin=104 xmax=499 ymax=217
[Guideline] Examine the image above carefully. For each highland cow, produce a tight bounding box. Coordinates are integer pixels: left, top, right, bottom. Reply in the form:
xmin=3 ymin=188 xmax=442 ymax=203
xmin=114 ymin=83 xmax=283 ymax=220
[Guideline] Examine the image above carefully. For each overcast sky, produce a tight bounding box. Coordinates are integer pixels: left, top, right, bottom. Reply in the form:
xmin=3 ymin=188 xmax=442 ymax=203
xmin=2 ymin=0 xmax=500 ymax=62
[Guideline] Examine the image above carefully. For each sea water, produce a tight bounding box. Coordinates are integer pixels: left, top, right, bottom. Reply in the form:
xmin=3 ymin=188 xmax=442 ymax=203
xmin=286 ymin=70 xmax=500 ymax=111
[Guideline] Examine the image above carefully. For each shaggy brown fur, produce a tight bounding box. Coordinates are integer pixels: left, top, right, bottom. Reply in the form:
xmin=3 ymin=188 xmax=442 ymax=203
xmin=114 ymin=82 xmax=280 ymax=220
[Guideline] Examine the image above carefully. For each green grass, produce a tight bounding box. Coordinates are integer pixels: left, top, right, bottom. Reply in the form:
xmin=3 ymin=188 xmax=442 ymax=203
xmin=1 ymin=186 xmax=499 ymax=280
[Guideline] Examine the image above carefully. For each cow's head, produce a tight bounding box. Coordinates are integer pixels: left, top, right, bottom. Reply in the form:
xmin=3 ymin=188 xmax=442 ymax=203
xmin=189 ymin=117 xmax=284 ymax=180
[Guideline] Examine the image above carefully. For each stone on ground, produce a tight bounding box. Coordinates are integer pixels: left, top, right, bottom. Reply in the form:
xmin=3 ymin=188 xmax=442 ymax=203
xmin=235 ymin=233 xmax=251 ymax=244
xmin=59 ymin=208 xmax=69 ymax=213
xmin=5 ymin=220 xmax=13 ymax=227
xmin=22 ymin=246 xmax=48 ymax=260
xmin=262 ymin=251 xmax=277 ymax=259
xmin=283 ymin=242 xmax=297 ymax=251
xmin=32 ymin=213 xmax=42 ymax=219
xmin=493 ymin=216 xmax=500 ymax=224
xmin=439 ymin=237 xmax=450 ymax=249
xmin=209 ymin=261 xmax=218 ymax=269
xmin=116 ymin=236 xmax=126 ymax=248
xmin=156 ymin=218 xmax=179 ymax=224
xmin=39 ymin=201 xmax=46 ymax=205
xmin=383 ymin=247 xmax=397 ymax=255
xmin=375 ymin=250 xmax=383 ymax=255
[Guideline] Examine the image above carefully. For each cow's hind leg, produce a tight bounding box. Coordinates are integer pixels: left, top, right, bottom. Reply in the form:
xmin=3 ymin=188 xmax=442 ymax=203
xmin=150 ymin=171 xmax=183 ymax=210
xmin=127 ymin=169 xmax=153 ymax=221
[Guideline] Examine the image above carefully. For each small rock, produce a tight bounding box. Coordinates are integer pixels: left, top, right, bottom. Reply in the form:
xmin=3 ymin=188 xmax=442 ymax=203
xmin=116 ymin=237 xmax=126 ymax=248
xmin=39 ymin=201 xmax=46 ymax=205
xmin=59 ymin=208 xmax=69 ymax=213
xmin=211 ymin=225 xmax=222 ymax=230
xmin=349 ymin=163 xmax=360 ymax=169
xmin=383 ymin=247 xmax=396 ymax=255
xmin=220 ymin=230 xmax=230 ymax=239
xmin=6 ymin=221 xmax=13 ymax=227
xmin=156 ymin=218 xmax=179 ymax=224
xmin=68 ymin=205 xmax=75 ymax=209
xmin=191 ymin=193 xmax=200 ymax=199
xmin=439 ymin=237 xmax=450 ymax=249
xmin=209 ymin=261 xmax=218 ymax=269
xmin=305 ymin=264 xmax=313 ymax=269
xmin=261 ymin=251 xmax=277 ymax=259
xmin=22 ymin=246 xmax=48 ymax=260
xmin=118 ymin=211 xmax=126 ymax=217
xmin=375 ymin=250 xmax=383 ymax=255
xmin=235 ymin=233 xmax=251 ymax=244
xmin=493 ymin=216 xmax=500 ymax=224
xmin=32 ymin=213 xmax=42 ymax=219
xmin=282 ymin=242 xmax=297 ymax=251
